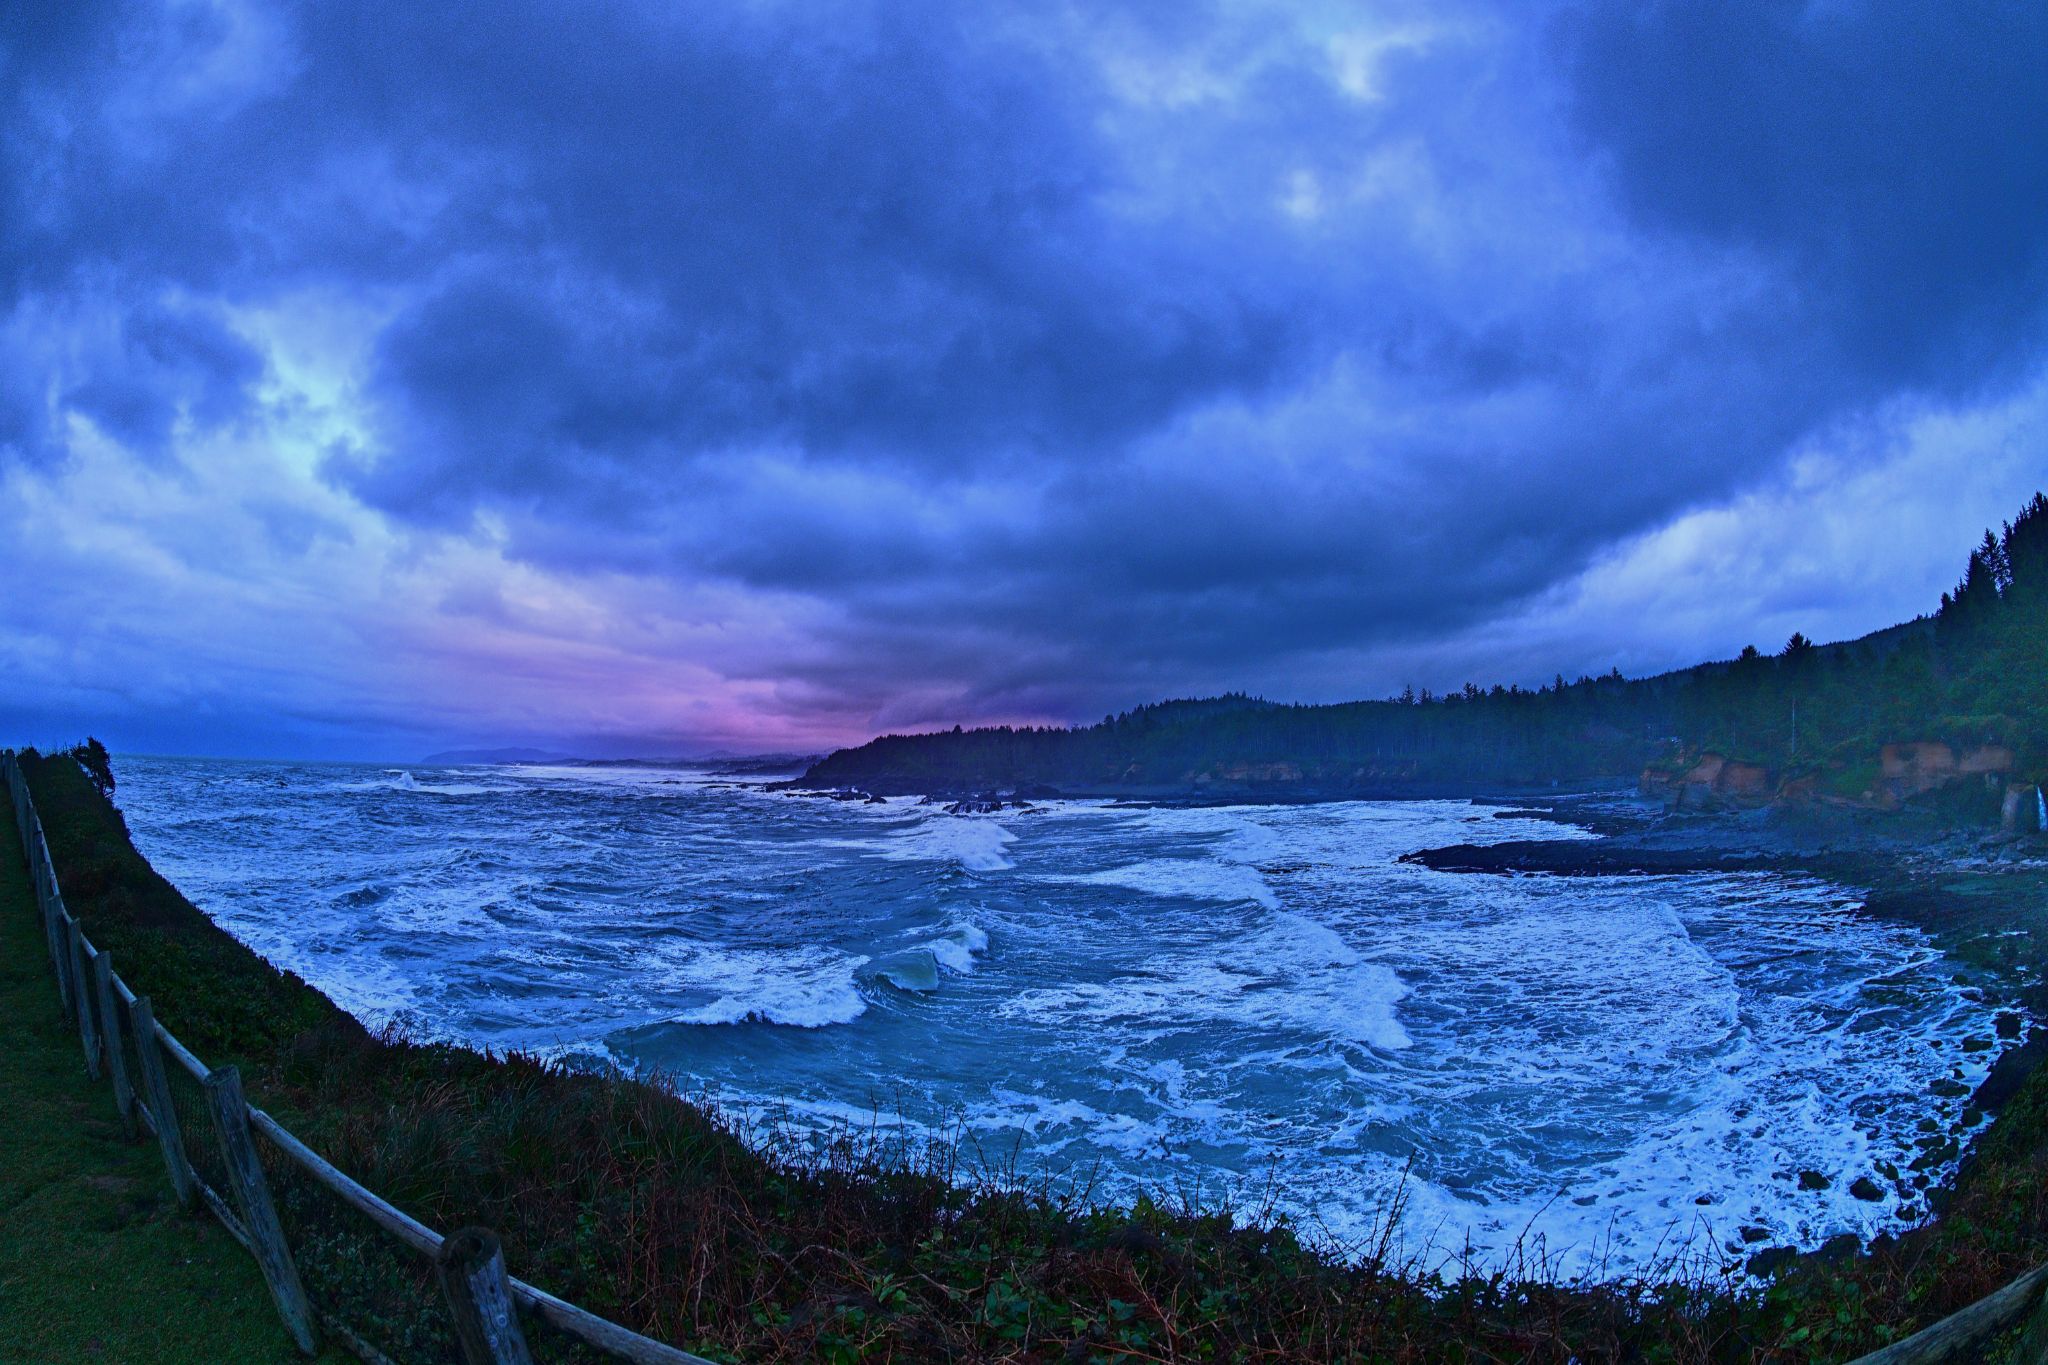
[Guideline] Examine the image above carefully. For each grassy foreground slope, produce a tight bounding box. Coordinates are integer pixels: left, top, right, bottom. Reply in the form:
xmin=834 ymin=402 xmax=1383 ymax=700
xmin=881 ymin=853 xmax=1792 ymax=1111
xmin=21 ymin=748 xmax=2048 ymax=1361
xmin=0 ymin=772 xmax=313 ymax=1363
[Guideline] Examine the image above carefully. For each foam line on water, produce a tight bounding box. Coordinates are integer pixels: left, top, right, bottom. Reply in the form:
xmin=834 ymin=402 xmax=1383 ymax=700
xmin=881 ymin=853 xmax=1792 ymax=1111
xmin=109 ymin=755 xmax=2021 ymax=1280
xmin=654 ymin=942 xmax=871 ymax=1028
xmin=817 ymin=813 xmax=1018 ymax=872
xmin=1003 ymin=907 xmax=1411 ymax=1051
xmin=1041 ymin=858 xmax=1279 ymax=908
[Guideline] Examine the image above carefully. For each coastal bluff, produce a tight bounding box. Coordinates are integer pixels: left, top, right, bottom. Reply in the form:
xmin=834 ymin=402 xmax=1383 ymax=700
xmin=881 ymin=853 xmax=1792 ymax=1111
xmin=1640 ymin=741 xmax=2043 ymax=832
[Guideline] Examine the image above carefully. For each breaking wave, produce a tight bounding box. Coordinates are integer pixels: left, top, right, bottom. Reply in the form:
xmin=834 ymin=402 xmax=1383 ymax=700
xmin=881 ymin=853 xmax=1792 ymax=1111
xmin=112 ymin=760 xmax=2018 ymax=1278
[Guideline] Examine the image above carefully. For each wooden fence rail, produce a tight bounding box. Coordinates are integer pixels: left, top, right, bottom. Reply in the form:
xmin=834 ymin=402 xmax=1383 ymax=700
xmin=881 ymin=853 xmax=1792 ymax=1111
xmin=1844 ymin=1262 xmax=2048 ymax=1364
xmin=3 ymin=750 xmax=718 ymax=1365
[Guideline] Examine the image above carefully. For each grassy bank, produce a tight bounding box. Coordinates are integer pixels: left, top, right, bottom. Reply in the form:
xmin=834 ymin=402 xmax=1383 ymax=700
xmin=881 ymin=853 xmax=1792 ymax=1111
xmin=21 ymin=746 xmax=2048 ymax=1361
xmin=0 ymin=766 xmax=316 ymax=1363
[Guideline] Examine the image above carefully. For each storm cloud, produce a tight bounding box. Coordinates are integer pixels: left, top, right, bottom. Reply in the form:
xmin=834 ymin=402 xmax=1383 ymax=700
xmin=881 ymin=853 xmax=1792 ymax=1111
xmin=2 ymin=0 xmax=2044 ymax=756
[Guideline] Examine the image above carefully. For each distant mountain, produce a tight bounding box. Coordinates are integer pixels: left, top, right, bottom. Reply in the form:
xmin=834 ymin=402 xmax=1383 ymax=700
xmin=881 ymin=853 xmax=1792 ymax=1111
xmin=568 ymin=753 xmax=823 ymax=774
xmin=421 ymin=747 xmax=578 ymax=765
xmin=701 ymin=753 xmax=822 ymax=776
xmin=802 ymin=492 xmax=2048 ymax=811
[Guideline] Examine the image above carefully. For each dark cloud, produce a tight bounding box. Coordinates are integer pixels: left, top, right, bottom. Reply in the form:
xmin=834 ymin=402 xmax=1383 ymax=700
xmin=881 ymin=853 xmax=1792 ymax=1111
xmin=3 ymin=0 xmax=2045 ymax=746
xmin=331 ymin=4 xmax=1308 ymax=513
xmin=62 ymin=300 xmax=264 ymax=458
xmin=1561 ymin=0 xmax=2048 ymax=396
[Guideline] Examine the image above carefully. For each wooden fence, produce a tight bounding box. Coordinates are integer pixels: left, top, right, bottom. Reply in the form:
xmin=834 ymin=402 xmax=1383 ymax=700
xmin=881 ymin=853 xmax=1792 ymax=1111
xmin=1846 ymin=1262 xmax=2048 ymax=1364
xmin=3 ymin=751 xmax=719 ymax=1365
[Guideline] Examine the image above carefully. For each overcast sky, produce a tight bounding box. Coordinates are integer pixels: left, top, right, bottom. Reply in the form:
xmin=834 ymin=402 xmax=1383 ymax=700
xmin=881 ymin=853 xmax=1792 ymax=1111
xmin=3 ymin=0 xmax=2045 ymax=760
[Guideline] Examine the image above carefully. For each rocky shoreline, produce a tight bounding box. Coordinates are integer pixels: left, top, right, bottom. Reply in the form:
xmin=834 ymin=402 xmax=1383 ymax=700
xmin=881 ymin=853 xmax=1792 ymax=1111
xmin=1407 ymin=790 xmax=2048 ymax=1275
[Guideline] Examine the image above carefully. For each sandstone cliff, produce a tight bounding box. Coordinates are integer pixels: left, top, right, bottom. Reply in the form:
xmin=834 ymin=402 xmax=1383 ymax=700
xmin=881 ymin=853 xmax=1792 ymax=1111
xmin=1641 ymin=741 xmax=2034 ymax=825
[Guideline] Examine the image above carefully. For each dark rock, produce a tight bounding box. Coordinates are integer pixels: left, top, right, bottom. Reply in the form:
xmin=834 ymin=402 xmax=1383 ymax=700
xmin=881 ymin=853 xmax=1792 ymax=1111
xmin=1739 ymin=1225 xmax=1771 ymax=1244
xmin=946 ymin=795 xmax=1009 ymax=815
xmin=1910 ymin=1139 xmax=1958 ymax=1172
xmin=1996 ymin=1011 xmax=2024 ymax=1038
xmin=1817 ymin=1233 xmax=1863 ymax=1261
xmin=1747 ymin=1247 xmax=1799 ymax=1278
xmin=1849 ymin=1177 xmax=1885 ymax=1202
xmin=1974 ymin=1033 xmax=2046 ymax=1112
xmin=1797 ymin=1170 xmax=1831 ymax=1191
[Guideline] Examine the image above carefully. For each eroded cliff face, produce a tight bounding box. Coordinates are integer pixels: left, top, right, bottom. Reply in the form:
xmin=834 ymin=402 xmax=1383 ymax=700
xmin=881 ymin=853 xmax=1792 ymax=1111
xmin=1641 ymin=742 xmax=2030 ymax=821
xmin=1639 ymin=753 xmax=1775 ymax=811
xmin=1190 ymin=762 xmax=1305 ymax=785
xmin=1881 ymin=742 xmax=2016 ymax=796
xmin=1875 ymin=743 xmax=2015 ymax=808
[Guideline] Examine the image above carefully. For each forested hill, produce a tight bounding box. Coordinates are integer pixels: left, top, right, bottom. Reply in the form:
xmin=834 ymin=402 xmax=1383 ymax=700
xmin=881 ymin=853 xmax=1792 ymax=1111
xmin=801 ymin=493 xmax=2048 ymax=803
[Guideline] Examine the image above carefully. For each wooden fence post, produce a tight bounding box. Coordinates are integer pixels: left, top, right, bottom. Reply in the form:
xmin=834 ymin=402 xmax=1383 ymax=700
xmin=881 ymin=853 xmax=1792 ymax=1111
xmin=92 ymin=952 xmax=138 ymax=1138
xmin=203 ymin=1066 xmax=319 ymax=1356
xmin=437 ymin=1227 xmax=534 ymax=1365
xmin=38 ymin=874 xmax=64 ymax=988
xmin=45 ymin=876 xmax=75 ymax=1019
xmin=129 ymin=996 xmax=196 ymax=1209
xmin=67 ymin=922 xmax=101 ymax=1079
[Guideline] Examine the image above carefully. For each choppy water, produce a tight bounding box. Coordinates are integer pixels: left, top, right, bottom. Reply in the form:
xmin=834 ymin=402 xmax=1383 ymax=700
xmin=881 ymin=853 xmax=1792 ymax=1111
xmin=116 ymin=756 xmax=2013 ymax=1278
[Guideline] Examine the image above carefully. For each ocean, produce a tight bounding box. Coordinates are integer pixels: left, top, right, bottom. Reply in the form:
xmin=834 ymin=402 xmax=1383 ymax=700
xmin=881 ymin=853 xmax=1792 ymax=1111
xmin=113 ymin=755 xmax=2011 ymax=1278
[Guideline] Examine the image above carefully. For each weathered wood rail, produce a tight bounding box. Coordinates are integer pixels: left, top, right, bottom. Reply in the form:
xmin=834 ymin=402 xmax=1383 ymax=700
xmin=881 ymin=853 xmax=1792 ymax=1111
xmin=1844 ymin=1261 xmax=2048 ymax=1364
xmin=4 ymin=750 xmax=719 ymax=1365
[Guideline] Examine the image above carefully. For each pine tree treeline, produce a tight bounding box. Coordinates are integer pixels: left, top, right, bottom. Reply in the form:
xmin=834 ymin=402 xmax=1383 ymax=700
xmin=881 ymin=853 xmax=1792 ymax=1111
xmin=805 ymin=493 xmax=2048 ymax=798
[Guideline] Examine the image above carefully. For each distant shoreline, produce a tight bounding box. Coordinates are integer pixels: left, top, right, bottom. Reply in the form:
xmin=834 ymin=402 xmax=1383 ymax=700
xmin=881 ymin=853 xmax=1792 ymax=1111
xmin=770 ymin=773 xmax=1645 ymax=808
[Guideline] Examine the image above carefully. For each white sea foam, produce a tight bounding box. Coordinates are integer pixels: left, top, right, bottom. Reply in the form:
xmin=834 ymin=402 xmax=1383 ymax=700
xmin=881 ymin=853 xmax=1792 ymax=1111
xmin=1044 ymin=858 xmax=1279 ymax=909
xmin=920 ymin=920 xmax=990 ymax=973
xmin=340 ymin=769 xmax=508 ymax=796
xmin=822 ymin=813 xmax=1018 ymax=872
xmin=1005 ymin=909 xmax=1411 ymax=1051
xmin=652 ymin=943 xmax=870 ymax=1028
xmin=111 ymin=755 xmax=2019 ymax=1280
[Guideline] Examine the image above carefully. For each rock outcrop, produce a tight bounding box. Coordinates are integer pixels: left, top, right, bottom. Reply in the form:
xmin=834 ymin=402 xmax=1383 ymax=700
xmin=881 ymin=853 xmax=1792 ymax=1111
xmin=1191 ymin=762 xmax=1305 ymax=786
xmin=2003 ymin=783 xmax=2047 ymax=834
xmin=1879 ymin=742 xmax=2014 ymax=806
xmin=1639 ymin=752 xmax=1776 ymax=811
xmin=1643 ymin=741 xmax=2022 ymax=818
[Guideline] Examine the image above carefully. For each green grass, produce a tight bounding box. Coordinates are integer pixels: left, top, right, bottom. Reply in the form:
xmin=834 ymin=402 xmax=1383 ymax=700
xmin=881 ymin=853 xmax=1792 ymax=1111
xmin=0 ymin=782 xmax=317 ymax=1363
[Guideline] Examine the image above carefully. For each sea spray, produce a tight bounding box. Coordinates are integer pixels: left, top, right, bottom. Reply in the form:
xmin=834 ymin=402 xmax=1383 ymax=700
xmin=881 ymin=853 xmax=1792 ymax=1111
xmin=114 ymin=756 xmax=2015 ymax=1280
